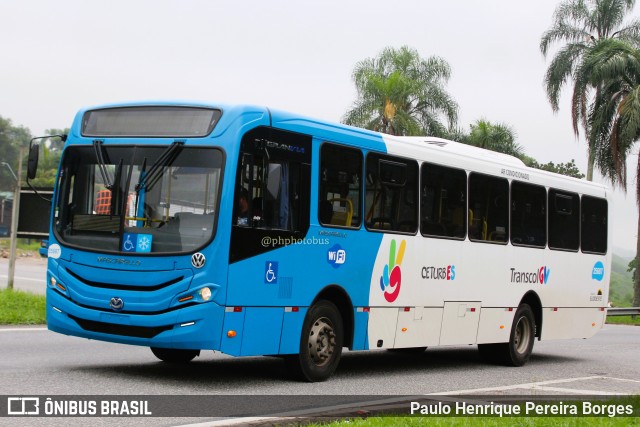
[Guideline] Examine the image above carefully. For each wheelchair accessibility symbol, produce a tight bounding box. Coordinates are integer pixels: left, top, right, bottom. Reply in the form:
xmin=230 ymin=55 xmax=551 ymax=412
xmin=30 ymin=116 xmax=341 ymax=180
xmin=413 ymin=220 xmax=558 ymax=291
xmin=122 ymin=232 xmax=153 ymax=253
xmin=123 ymin=235 xmax=135 ymax=251
xmin=264 ymin=261 xmax=278 ymax=284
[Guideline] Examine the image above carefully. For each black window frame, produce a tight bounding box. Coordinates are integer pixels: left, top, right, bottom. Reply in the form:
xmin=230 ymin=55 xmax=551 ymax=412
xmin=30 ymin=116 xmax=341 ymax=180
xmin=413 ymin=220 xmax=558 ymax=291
xmin=548 ymin=189 xmax=580 ymax=252
xmin=364 ymin=152 xmax=419 ymax=235
xmin=318 ymin=142 xmax=363 ymax=229
xmin=420 ymin=162 xmax=467 ymax=240
xmin=229 ymin=126 xmax=312 ymax=263
xmin=468 ymin=172 xmax=510 ymax=245
xmin=510 ymin=181 xmax=547 ymax=249
xmin=581 ymin=195 xmax=608 ymax=255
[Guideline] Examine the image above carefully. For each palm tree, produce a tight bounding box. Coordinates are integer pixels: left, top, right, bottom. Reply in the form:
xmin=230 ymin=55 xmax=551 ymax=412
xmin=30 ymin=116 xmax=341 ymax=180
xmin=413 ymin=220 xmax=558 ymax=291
xmin=585 ymin=38 xmax=640 ymax=306
xmin=343 ymin=46 xmax=458 ymax=137
xmin=466 ymin=120 xmax=525 ymax=158
xmin=540 ymin=0 xmax=640 ymax=181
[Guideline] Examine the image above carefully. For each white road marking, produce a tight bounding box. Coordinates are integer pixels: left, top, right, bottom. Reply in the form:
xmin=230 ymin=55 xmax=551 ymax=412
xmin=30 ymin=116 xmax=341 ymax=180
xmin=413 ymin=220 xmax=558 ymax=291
xmin=528 ymin=385 xmax=623 ymax=395
xmin=429 ymin=375 xmax=608 ymax=395
xmin=175 ymin=375 xmax=640 ymax=426
xmin=0 ymin=274 xmax=45 ymax=283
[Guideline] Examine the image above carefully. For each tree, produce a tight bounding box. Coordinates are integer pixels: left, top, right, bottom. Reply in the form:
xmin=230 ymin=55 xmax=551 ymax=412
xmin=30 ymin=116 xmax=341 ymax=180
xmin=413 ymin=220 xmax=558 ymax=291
xmin=24 ymin=129 xmax=69 ymax=188
xmin=540 ymin=0 xmax=640 ymax=181
xmin=466 ymin=120 xmax=525 ymax=158
xmin=525 ymin=158 xmax=586 ymax=179
xmin=0 ymin=116 xmax=31 ymax=192
xmin=584 ymin=38 xmax=640 ymax=306
xmin=343 ymin=46 xmax=458 ymax=136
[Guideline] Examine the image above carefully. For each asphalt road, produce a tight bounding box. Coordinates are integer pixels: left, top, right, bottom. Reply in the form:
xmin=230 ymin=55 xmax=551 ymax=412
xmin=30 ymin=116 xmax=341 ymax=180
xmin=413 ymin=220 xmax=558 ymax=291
xmin=0 ymin=257 xmax=47 ymax=295
xmin=0 ymin=324 xmax=639 ymax=426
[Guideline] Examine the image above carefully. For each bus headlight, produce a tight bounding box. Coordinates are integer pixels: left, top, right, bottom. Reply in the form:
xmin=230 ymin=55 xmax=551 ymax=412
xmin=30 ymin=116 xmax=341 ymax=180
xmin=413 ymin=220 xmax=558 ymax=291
xmin=199 ymin=287 xmax=212 ymax=301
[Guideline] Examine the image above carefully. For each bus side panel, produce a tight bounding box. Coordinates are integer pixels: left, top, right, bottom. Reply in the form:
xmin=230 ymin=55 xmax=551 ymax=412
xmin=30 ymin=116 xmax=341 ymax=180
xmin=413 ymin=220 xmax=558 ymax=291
xmin=476 ymin=307 xmax=516 ymax=344
xmin=351 ymin=308 xmax=369 ymax=351
xmin=220 ymin=310 xmax=245 ymax=356
xmin=367 ymin=308 xmax=399 ymax=349
xmin=279 ymin=308 xmax=307 ymax=354
xmin=439 ymin=301 xmax=482 ymax=346
xmin=541 ymin=307 xmax=605 ymax=340
xmin=394 ymin=307 xmax=443 ymax=348
xmin=172 ymin=303 xmax=225 ymax=350
xmin=241 ymin=307 xmax=284 ymax=356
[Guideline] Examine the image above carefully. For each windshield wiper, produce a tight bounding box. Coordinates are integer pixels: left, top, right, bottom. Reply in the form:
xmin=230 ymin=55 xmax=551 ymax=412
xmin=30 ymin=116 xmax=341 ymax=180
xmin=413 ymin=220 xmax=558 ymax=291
xmin=93 ymin=140 xmax=113 ymax=189
xmin=135 ymin=141 xmax=184 ymax=192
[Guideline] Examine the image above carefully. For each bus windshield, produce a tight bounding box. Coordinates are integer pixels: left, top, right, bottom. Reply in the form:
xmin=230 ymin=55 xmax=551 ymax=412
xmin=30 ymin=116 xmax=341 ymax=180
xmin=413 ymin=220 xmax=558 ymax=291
xmin=54 ymin=144 xmax=223 ymax=254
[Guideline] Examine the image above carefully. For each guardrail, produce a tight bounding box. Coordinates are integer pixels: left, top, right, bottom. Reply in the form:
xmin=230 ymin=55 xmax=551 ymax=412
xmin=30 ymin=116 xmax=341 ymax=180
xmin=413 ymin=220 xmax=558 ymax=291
xmin=606 ymin=307 xmax=640 ymax=316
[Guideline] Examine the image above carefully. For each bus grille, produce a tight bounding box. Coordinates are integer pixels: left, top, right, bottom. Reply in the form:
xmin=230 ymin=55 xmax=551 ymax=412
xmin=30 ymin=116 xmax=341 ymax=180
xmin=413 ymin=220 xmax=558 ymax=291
xmin=65 ymin=268 xmax=184 ymax=291
xmin=69 ymin=315 xmax=172 ymax=338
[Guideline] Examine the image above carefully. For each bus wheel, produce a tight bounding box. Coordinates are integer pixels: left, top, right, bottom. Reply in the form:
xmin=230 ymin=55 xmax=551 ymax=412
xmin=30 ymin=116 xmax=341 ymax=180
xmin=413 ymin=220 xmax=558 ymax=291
xmin=478 ymin=303 xmax=535 ymax=367
xmin=150 ymin=347 xmax=200 ymax=363
xmin=286 ymin=300 xmax=343 ymax=382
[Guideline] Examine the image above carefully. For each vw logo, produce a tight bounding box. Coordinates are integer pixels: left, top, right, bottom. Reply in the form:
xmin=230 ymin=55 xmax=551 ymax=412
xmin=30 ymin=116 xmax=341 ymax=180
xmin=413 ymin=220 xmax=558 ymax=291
xmin=109 ymin=297 xmax=124 ymax=311
xmin=192 ymin=252 xmax=206 ymax=269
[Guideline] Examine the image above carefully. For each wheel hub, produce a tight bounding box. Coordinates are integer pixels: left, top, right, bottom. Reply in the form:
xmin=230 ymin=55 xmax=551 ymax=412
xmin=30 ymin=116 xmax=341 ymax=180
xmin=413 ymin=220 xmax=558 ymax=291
xmin=308 ymin=317 xmax=336 ymax=366
xmin=514 ymin=316 xmax=531 ymax=354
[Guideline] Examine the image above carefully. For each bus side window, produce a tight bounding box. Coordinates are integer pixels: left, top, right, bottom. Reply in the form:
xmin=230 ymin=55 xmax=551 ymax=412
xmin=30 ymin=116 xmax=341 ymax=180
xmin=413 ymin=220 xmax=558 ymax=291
xmin=581 ymin=196 xmax=607 ymax=254
xmin=420 ymin=162 xmax=467 ymax=239
xmin=548 ymin=189 xmax=580 ymax=251
xmin=510 ymin=182 xmax=546 ymax=248
xmin=319 ymin=143 xmax=362 ymax=228
xmin=468 ymin=173 xmax=509 ymax=243
xmin=235 ymin=155 xmax=306 ymax=231
xmin=365 ymin=153 xmax=418 ymax=233
xmin=230 ymin=127 xmax=312 ymax=263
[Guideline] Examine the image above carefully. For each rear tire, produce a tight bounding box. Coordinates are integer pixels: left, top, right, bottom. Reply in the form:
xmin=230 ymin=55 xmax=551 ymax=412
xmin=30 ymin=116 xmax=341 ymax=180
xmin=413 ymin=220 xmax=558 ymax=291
xmin=150 ymin=347 xmax=200 ymax=363
xmin=285 ymin=300 xmax=343 ymax=382
xmin=478 ymin=303 xmax=535 ymax=366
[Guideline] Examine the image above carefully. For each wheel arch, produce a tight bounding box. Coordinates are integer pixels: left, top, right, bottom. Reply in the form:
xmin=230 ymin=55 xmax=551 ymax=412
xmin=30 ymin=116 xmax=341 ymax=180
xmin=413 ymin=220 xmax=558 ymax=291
xmin=312 ymin=285 xmax=354 ymax=349
xmin=519 ymin=291 xmax=542 ymax=339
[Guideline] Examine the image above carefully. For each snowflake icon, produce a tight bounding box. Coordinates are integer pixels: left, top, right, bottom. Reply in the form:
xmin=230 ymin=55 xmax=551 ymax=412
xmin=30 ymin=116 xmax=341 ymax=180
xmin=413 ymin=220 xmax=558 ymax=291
xmin=138 ymin=236 xmax=150 ymax=250
xmin=136 ymin=235 xmax=152 ymax=252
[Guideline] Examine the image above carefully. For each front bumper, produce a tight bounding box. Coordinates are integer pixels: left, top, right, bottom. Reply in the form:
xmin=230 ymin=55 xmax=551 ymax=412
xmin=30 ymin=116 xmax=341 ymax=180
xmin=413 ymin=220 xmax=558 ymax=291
xmin=47 ymin=289 xmax=224 ymax=350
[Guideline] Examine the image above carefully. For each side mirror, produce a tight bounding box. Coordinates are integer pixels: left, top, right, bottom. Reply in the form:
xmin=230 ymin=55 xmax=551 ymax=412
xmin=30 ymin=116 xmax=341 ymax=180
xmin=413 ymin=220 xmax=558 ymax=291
xmin=27 ymin=143 xmax=39 ymax=180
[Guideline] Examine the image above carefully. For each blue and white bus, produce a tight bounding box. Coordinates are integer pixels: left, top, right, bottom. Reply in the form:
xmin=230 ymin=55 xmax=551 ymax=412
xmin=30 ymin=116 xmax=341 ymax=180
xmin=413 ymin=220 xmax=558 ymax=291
xmin=32 ymin=102 xmax=611 ymax=381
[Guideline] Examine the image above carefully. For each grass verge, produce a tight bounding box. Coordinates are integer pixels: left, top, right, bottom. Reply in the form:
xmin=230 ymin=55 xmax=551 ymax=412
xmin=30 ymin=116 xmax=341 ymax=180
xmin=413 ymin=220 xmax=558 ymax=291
xmin=307 ymin=417 xmax=639 ymax=426
xmin=606 ymin=315 xmax=640 ymax=326
xmin=0 ymin=288 xmax=46 ymax=324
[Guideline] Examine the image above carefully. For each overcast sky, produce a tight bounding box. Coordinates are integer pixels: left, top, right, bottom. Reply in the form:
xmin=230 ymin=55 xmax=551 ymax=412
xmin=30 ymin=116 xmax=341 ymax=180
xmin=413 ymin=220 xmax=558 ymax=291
xmin=1 ymin=0 xmax=638 ymax=253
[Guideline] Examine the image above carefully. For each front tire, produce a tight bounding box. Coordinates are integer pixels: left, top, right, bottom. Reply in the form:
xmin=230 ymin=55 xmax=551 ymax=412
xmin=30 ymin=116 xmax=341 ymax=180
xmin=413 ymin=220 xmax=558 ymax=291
xmin=285 ymin=300 xmax=343 ymax=382
xmin=150 ymin=347 xmax=200 ymax=363
xmin=478 ymin=303 xmax=535 ymax=366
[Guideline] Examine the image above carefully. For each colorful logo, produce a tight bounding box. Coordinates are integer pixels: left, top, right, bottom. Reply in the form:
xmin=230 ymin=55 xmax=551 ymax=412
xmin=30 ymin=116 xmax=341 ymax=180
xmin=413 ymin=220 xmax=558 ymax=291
xmin=380 ymin=239 xmax=406 ymax=302
xmin=421 ymin=265 xmax=456 ymax=281
xmin=538 ymin=266 xmax=550 ymax=284
xmin=592 ymin=261 xmax=605 ymax=281
xmin=510 ymin=266 xmax=550 ymax=284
